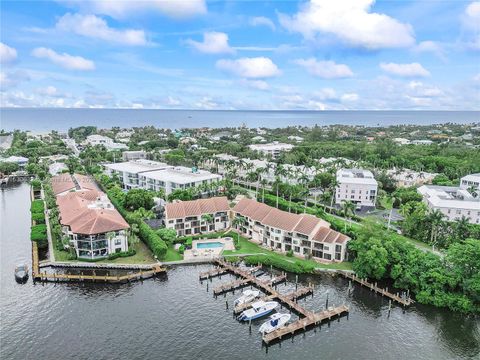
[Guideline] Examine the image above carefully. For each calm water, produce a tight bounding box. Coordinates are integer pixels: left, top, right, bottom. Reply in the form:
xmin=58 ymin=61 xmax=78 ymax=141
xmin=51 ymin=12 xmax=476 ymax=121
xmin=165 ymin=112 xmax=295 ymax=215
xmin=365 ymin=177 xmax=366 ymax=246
xmin=1 ymin=108 xmax=479 ymax=131
xmin=1 ymin=184 xmax=479 ymax=360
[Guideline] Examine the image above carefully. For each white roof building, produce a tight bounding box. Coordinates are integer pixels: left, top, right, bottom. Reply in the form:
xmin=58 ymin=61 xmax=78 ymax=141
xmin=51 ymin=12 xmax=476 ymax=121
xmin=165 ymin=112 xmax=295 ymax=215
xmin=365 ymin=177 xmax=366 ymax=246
xmin=86 ymin=135 xmax=128 ymax=150
xmin=460 ymin=173 xmax=480 ymax=191
xmin=386 ymin=169 xmax=437 ymax=188
xmin=336 ymin=169 xmax=378 ymax=207
xmin=418 ymin=184 xmax=480 ymax=224
xmin=248 ymin=142 xmax=294 ymax=159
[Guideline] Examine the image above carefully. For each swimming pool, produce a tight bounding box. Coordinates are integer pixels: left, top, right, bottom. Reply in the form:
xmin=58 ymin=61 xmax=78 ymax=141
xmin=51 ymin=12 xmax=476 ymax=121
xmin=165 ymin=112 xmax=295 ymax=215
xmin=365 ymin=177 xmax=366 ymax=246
xmin=196 ymin=242 xmax=224 ymax=249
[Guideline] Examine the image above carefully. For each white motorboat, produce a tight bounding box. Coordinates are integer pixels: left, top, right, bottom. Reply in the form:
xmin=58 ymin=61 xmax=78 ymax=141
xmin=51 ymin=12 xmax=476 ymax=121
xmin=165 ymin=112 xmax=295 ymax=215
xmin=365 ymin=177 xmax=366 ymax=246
xmin=14 ymin=263 xmax=29 ymax=283
xmin=258 ymin=313 xmax=291 ymax=334
xmin=237 ymin=301 xmax=278 ymax=321
xmin=234 ymin=289 xmax=260 ymax=306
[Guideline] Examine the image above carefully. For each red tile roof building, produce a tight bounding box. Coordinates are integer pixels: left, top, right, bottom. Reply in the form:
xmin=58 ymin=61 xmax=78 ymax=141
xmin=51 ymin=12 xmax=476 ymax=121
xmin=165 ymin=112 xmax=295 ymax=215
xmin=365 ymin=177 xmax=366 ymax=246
xmin=165 ymin=197 xmax=230 ymax=236
xmin=233 ymin=198 xmax=349 ymax=262
xmin=51 ymin=174 xmax=129 ymax=260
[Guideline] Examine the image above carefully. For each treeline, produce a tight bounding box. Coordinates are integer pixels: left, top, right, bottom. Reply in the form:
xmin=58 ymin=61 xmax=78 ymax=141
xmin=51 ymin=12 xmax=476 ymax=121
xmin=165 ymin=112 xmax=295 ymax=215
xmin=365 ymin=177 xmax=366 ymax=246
xmin=95 ymin=175 xmax=168 ymax=259
xmin=349 ymin=220 xmax=480 ymax=313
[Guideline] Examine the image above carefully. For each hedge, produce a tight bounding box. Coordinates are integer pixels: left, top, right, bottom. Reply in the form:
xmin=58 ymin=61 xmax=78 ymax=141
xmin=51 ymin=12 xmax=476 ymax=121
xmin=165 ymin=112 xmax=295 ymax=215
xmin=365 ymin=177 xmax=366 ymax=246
xmin=31 ymin=212 xmax=46 ymax=224
xmin=139 ymin=222 xmax=167 ymax=259
xmin=243 ymin=255 xmax=316 ymax=274
xmin=30 ymin=200 xmax=45 ymax=214
xmin=107 ymin=249 xmax=136 ymax=260
xmin=31 ymin=224 xmax=48 ymax=248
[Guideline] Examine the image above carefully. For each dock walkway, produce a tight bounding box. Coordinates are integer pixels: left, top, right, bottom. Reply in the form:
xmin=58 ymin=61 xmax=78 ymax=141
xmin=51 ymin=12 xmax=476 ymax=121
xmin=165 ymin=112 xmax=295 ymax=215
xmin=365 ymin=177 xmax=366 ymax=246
xmin=210 ymin=259 xmax=349 ymax=344
xmin=339 ymin=271 xmax=414 ymax=306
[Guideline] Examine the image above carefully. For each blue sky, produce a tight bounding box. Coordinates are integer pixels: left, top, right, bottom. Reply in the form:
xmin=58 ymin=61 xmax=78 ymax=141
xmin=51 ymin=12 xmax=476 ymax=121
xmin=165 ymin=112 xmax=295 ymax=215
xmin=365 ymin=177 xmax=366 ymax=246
xmin=1 ymin=0 xmax=479 ymax=110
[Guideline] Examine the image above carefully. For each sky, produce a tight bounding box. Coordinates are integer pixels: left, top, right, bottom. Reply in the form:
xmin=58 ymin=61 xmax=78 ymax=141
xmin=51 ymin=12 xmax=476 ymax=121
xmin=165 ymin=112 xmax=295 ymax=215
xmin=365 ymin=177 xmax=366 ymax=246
xmin=0 ymin=0 xmax=479 ymax=110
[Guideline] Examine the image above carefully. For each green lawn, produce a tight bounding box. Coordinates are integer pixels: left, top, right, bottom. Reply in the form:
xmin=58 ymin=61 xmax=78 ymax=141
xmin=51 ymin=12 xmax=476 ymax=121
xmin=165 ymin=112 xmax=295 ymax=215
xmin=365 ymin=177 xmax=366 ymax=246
xmin=223 ymin=235 xmax=353 ymax=271
xmin=164 ymin=245 xmax=184 ymax=262
xmin=98 ymin=242 xmax=156 ymax=264
xmin=53 ymin=247 xmax=71 ymax=262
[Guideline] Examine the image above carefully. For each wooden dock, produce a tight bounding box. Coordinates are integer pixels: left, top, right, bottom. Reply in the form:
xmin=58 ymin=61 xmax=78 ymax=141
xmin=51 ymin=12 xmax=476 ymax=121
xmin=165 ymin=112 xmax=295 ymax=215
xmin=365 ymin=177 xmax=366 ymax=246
xmin=210 ymin=259 xmax=349 ymax=344
xmin=199 ymin=265 xmax=262 ymax=281
xmin=213 ymin=274 xmax=286 ymax=296
xmin=31 ymin=241 xmax=166 ymax=283
xmin=339 ymin=271 xmax=414 ymax=306
xmin=262 ymin=305 xmax=349 ymax=344
xmin=233 ymin=286 xmax=314 ymax=314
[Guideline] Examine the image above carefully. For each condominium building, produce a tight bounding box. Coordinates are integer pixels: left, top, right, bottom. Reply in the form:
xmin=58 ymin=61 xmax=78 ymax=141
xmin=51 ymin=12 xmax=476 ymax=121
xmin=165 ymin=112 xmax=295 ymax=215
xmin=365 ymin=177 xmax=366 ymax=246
xmin=248 ymin=142 xmax=294 ymax=159
xmin=418 ymin=175 xmax=480 ymax=224
xmin=164 ymin=197 xmax=230 ymax=236
xmin=335 ymin=169 xmax=378 ymax=207
xmin=104 ymin=160 xmax=222 ymax=195
xmin=139 ymin=166 xmax=222 ymax=195
xmin=86 ymin=134 xmax=128 ymax=150
xmin=386 ymin=169 xmax=437 ymax=188
xmin=104 ymin=160 xmax=172 ymax=189
xmin=233 ymin=198 xmax=350 ymax=262
xmin=122 ymin=150 xmax=147 ymax=162
xmin=52 ymin=174 xmax=129 ymax=259
xmin=460 ymin=173 xmax=480 ymax=191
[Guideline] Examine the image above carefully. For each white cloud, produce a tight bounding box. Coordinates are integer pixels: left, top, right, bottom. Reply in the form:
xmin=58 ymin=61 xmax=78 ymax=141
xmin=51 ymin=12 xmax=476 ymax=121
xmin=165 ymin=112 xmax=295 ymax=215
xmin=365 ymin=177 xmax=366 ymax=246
xmin=0 ymin=42 xmax=18 ymax=64
xmin=249 ymin=16 xmax=276 ymax=31
xmin=56 ymin=13 xmax=147 ymax=46
xmin=473 ymin=73 xmax=480 ymax=82
xmin=413 ymin=41 xmax=447 ymax=61
xmin=58 ymin=0 xmax=207 ymax=19
xmin=0 ymin=70 xmax=30 ymax=88
xmin=312 ymin=88 xmax=337 ymax=100
xmin=216 ymin=57 xmax=280 ymax=78
xmin=341 ymin=93 xmax=359 ymax=102
xmin=239 ymin=79 xmax=269 ymax=90
xmin=186 ymin=32 xmax=234 ymax=54
xmin=278 ymin=0 xmax=415 ymax=49
xmin=463 ymin=2 xmax=480 ymax=50
xmin=408 ymin=81 xmax=443 ymax=97
xmin=32 ymin=47 xmax=95 ymax=70
xmin=194 ymin=96 xmax=219 ymax=109
xmin=294 ymin=58 xmax=353 ymax=79
xmin=380 ymin=62 xmax=430 ymax=77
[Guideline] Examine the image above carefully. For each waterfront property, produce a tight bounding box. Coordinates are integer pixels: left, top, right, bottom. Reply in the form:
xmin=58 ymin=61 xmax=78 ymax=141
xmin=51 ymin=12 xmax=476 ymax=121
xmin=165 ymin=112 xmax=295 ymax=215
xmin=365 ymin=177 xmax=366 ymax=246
xmin=164 ymin=196 xmax=230 ymax=236
xmin=418 ymin=174 xmax=480 ymax=224
xmin=248 ymin=142 xmax=294 ymax=159
xmin=335 ymin=168 xmax=378 ymax=208
xmin=232 ymin=198 xmax=350 ymax=262
xmin=104 ymin=159 xmax=222 ymax=195
xmin=183 ymin=237 xmax=235 ymax=260
xmin=52 ymin=173 xmax=130 ymax=259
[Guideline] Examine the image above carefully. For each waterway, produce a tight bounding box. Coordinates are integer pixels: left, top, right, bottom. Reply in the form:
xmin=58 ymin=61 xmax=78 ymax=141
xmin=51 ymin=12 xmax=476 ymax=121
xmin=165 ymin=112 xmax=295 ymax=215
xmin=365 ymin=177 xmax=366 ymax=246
xmin=1 ymin=184 xmax=479 ymax=360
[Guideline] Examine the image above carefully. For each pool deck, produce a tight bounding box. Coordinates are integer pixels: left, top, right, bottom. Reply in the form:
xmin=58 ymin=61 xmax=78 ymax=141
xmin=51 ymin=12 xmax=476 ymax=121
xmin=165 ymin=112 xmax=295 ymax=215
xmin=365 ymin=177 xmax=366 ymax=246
xmin=183 ymin=237 xmax=235 ymax=261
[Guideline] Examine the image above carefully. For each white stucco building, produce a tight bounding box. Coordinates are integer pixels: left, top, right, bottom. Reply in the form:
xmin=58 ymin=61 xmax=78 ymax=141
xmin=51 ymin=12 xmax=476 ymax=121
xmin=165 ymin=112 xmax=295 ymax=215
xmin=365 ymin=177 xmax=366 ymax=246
xmin=418 ymin=174 xmax=480 ymax=224
xmin=86 ymin=135 xmax=128 ymax=150
xmin=248 ymin=142 xmax=294 ymax=159
xmin=335 ymin=169 xmax=378 ymax=207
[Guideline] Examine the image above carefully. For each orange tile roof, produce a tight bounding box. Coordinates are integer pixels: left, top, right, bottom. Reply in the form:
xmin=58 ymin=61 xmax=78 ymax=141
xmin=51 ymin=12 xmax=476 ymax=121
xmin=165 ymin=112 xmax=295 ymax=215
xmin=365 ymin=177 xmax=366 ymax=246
xmin=165 ymin=196 xmax=230 ymax=219
xmin=234 ymin=198 xmax=332 ymax=235
xmin=56 ymin=189 xmax=129 ymax=235
xmin=51 ymin=173 xmax=76 ymax=195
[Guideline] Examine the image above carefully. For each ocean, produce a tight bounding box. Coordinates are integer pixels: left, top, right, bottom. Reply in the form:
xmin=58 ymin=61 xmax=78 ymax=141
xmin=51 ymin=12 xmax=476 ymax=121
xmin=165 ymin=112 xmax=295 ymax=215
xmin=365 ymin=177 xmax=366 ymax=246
xmin=0 ymin=108 xmax=479 ymax=131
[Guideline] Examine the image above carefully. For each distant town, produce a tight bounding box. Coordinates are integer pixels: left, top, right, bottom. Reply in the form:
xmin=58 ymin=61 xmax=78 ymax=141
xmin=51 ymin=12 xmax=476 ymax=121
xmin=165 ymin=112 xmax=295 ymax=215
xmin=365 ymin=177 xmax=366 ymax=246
xmin=0 ymin=122 xmax=479 ymax=315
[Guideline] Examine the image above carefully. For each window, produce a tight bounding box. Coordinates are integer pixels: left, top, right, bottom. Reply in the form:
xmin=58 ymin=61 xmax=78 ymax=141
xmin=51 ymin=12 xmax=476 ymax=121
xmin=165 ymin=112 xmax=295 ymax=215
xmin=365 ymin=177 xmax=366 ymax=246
xmin=294 ymin=246 xmax=300 ymax=253
xmin=115 ymin=239 xmax=122 ymax=246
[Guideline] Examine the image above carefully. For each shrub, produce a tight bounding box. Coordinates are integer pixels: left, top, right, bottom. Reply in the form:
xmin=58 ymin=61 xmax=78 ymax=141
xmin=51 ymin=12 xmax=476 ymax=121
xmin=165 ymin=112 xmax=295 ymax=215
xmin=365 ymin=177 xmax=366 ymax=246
xmin=30 ymin=200 xmax=45 ymax=214
xmin=107 ymin=249 xmax=136 ymax=260
xmin=30 ymin=224 xmax=48 ymax=248
xmin=31 ymin=212 xmax=45 ymax=224
xmin=31 ymin=179 xmax=42 ymax=190
xmin=286 ymin=250 xmax=294 ymax=257
xmin=138 ymin=222 xmax=167 ymax=259
xmin=234 ymin=237 xmax=240 ymax=250
xmin=178 ymin=245 xmax=185 ymax=254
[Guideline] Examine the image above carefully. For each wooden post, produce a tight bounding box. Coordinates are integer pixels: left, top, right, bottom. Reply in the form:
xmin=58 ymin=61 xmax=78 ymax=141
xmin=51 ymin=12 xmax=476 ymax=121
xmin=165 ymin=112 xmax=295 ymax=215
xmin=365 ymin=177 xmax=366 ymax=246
xmin=225 ymin=300 xmax=229 ymax=310
xmin=249 ymin=319 xmax=252 ymax=334
xmin=325 ymin=292 xmax=329 ymax=309
xmin=388 ymin=300 xmax=392 ymax=317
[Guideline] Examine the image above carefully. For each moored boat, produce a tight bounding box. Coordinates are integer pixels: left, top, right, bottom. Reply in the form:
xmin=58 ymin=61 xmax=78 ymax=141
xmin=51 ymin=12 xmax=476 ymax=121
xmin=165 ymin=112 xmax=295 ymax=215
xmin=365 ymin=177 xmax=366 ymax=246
xmin=237 ymin=301 xmax=278 ymax=321
xmin=259 ymin=313 xmax=291 ymax=334
xmin=234 ymin=289 xmax=260 ymax=306
xmin=14 ymin=263 xmax=29 ymax=283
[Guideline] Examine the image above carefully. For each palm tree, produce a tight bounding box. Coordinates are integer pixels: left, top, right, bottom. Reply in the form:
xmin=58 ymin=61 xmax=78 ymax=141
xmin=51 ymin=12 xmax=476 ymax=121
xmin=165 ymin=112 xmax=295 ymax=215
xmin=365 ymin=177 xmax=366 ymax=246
xmin=298 ymin=173 xmax=311 ymax=211
xmin=260 ymin=178 xmax=268 ymax=203
xmin=387 ymin=195 xmax=399 ymax=230
xmin=340 ymin=201 xmax=356 ymax=233
xmin=232 ymin=216 xmax=246 ymax=244
xmin=427 ymin=209 xmax=445 ymax=246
